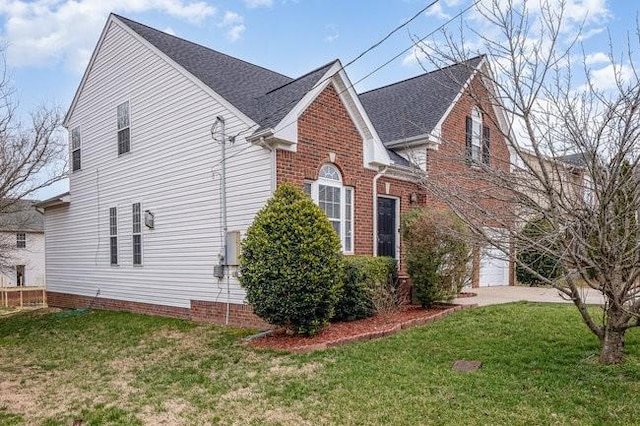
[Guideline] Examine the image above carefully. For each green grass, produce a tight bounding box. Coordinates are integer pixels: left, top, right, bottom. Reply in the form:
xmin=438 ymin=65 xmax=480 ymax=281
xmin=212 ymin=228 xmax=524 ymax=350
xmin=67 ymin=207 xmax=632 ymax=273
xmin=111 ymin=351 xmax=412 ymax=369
xmin=1 ymin=303 xmax=639 ymax=425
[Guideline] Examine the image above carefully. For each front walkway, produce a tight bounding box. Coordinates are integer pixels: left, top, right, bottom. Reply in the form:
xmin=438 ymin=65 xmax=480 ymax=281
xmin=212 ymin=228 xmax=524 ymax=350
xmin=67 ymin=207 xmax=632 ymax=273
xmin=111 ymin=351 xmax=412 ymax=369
xmin=453 ymin=286 xmax=605 ymax=307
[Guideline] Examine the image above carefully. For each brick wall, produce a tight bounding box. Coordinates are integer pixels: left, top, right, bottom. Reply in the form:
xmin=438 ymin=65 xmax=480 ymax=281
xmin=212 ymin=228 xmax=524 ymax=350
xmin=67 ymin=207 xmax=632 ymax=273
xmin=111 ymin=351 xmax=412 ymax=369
xmin=191 ymin=300 xmax=270 ymax=329
xmin=47 ymin=291 xmax=271 ymax=328
xmin=276 ymin=84 xmax=423 ymax=262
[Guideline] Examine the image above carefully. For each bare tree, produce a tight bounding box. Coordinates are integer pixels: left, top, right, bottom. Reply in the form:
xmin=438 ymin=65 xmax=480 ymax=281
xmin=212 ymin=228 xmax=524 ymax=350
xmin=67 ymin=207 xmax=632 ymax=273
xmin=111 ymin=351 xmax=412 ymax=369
xmin=0 ymin=50 xmax=66 ymax=272
xmin=412 ymin=0 xmax=640 ymax=363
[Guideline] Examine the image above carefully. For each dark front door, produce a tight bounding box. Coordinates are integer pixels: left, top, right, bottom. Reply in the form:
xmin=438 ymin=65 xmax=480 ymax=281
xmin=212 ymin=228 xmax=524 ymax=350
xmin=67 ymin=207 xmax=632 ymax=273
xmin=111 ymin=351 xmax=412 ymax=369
xmin=377 ymin=197 xmax=397 ymax=258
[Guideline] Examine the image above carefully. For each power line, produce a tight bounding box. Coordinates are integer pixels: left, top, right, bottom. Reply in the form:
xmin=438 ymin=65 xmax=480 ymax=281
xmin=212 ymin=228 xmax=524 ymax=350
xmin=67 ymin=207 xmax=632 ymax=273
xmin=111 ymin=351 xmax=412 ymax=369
xmin=226 ymin=0 xmax=444 ymax=141
xmin=255 ymin=0 xmax=479 ymax=145
xmin=343 ymin=0 xmax=440 ymax=69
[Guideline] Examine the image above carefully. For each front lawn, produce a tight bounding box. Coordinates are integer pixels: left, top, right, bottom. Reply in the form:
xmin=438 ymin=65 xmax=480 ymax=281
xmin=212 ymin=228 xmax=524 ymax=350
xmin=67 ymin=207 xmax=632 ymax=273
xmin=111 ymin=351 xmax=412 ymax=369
xmin=1 ymin=303 xmax=639 ymax=425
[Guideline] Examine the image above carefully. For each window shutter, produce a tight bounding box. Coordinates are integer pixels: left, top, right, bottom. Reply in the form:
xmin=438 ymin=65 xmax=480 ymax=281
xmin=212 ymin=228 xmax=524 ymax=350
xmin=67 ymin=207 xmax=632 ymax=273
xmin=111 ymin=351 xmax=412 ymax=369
xmin=465 ymin=116 xmax=473 ymax=162
xmin=482 ymin=125 xmax=490 ymax=165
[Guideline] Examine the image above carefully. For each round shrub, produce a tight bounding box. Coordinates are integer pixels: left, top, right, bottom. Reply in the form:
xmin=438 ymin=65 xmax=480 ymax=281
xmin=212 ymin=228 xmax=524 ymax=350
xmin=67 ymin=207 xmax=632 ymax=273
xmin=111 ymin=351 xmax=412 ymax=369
xmin=239 ymin=183 xmax=342 ymax=336
xmin=334 ymin=256 xmax=399 ymax=321
xmin=402 ymin=207 xmax=471 ymax=308
xmin=516 ymin=217 xmax=562 ymax=285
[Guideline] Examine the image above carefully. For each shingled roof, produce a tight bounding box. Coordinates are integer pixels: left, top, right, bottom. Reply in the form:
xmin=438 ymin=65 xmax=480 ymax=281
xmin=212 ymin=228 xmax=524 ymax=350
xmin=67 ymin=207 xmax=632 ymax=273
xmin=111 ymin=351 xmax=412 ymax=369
xmin=114 ymin=15 xmax=483 ymax=168
xmin=116 ymin=15 xmax=293 ymax=123
xmin=0 ymin=200 xmax=44 ymax=232
xmin=359 ymin=56 xmax=484 ymax=145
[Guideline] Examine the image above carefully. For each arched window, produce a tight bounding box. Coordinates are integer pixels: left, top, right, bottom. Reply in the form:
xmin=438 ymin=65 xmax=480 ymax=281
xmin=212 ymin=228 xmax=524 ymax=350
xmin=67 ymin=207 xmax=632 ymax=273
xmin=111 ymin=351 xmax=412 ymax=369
xmin=304 ymin=164 xmax=354 ymax=253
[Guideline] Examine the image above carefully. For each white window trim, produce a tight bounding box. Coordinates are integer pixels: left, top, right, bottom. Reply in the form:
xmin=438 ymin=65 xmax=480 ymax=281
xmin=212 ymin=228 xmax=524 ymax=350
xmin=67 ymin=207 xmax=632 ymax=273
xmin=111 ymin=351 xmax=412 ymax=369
xmin=305 ymin=165 xmax=354 ymax=254
xmin=117 ymin=100 xmax=131 ymax=156
xmin=71 ymin=126 xmax=82 ymax=172
xmin=471 ymin=107 xmax=482 ymax=162
xmin=109 ymin=206 xmax=118 ymax=266
xmin=132 ymin=202 xmax=143 ymax=266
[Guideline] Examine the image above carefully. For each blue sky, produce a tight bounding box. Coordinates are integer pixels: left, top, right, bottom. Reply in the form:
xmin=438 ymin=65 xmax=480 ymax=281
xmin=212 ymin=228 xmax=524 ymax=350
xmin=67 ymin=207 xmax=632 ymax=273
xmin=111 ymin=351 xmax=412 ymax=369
xmin=0 ymin=0 xmax=636 ymax=198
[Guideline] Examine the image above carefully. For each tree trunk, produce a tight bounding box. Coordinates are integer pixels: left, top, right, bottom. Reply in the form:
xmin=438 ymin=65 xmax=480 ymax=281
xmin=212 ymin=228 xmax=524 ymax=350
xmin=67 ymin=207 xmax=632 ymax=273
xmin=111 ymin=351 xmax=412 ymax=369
xmin=600 ymin=307 xmax=626 ymax=364
xmin=599 ymin=327 xmax=625 ymax=364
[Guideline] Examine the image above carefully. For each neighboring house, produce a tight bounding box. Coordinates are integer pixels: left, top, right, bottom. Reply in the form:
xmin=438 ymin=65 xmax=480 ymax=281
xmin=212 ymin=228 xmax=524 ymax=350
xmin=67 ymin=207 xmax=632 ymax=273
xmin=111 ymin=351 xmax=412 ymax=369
xmin=0 ymin=200 xmax=45 ymax=287
xmin=38 ymin=15 xmax=514 ymax=326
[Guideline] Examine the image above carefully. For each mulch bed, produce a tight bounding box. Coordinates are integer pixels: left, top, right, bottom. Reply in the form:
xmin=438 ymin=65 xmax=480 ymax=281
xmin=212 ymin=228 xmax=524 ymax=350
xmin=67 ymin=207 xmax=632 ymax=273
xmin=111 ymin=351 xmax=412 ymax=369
xmin=248 ymin=303 xmax=476 ymax=353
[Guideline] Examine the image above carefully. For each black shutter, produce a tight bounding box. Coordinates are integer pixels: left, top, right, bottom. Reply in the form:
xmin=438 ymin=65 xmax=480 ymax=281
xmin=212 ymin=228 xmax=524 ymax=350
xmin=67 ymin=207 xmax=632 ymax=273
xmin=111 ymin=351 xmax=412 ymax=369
xmin=465 ymin=116 xmax=473 ymax=162
xmin=482 ymin=125 xmax=490 ymax=165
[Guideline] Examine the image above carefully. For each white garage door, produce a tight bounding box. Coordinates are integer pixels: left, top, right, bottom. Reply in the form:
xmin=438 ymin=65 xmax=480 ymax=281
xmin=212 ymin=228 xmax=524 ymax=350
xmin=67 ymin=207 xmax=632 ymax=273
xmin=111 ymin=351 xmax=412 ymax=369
xmin=479 ymin=245 xmax=510 ymax=287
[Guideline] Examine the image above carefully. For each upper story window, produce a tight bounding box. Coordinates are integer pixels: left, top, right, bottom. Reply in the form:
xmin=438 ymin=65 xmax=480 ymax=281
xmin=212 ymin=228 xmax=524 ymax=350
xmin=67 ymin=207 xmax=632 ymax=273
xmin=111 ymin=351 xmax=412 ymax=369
xmin=466 ymin=107 xmax=490 ymax=166
xmin=305 ymin=164 xmax=354 ymax=253
xmin=117 ymin=101 xmax=130 ymax=155
xmin=71 ymin=127 xmax=81 ymax=171
xmin=16 ymin=233 xmax=26 ymax=248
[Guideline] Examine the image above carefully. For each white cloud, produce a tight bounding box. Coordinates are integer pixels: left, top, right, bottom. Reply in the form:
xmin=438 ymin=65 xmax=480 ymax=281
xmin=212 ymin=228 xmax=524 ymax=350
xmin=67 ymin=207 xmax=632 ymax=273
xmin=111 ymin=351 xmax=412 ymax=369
xmin=0 ymin=0 xmax=216 ymax=72
xmin=402 ymin=40 xmax=433 ymax=67
xmin=218 ymin=11 xmax=245 ymax=42
xmin=587 ymin=63 xmax=635 ymax=91
xmin=244 ymin=0 xmax=273 ymax=8
xmin=425 ymin=3 xmax=451 ymax=20
xmin=584 ymin=51 xmax=609 ymax=66
xmin=163 ymin=27 xmax=177 ymax=36
xmin=324 ymin=25 xmax=339 ymax=43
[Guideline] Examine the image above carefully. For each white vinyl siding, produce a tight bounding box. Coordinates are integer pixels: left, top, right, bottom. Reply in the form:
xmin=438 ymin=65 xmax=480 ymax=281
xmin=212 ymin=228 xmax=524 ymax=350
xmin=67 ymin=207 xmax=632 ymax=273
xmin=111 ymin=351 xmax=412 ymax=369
xmin=0 ymin=231 xmax=45 ymax=286
xmin=44 ymin=20 xmax=272 ymax=308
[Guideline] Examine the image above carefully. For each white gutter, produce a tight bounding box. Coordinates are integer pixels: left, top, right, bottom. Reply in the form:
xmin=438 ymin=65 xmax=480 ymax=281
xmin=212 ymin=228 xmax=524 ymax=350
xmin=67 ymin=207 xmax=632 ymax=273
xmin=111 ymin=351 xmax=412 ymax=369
xmin=372 ymin=166 xmax=388 ymax=256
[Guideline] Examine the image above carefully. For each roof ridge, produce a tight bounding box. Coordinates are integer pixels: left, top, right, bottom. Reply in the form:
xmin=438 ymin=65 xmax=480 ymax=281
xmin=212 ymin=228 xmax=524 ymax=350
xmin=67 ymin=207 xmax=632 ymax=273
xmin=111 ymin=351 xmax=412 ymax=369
xmin=359 ymin=54 xmax=485 ymax=95
xmin=262 ymin=59 xmax=339 ymax=96
xmin=112 ymin=13 xmax=293 ymax=81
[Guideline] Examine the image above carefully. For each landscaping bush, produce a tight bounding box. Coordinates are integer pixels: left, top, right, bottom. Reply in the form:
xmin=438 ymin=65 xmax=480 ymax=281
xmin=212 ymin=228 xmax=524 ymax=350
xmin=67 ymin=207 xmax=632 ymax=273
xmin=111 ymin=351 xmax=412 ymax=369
xmin=334 ymin=256 xmax=399 ymax=321
xmin=239 ymin=183 xmax=342 ymax=336
xmin=402 ymin=207 xmax=471 ymax=308
xmin=516 ymin=216 xmax=562 ymax=285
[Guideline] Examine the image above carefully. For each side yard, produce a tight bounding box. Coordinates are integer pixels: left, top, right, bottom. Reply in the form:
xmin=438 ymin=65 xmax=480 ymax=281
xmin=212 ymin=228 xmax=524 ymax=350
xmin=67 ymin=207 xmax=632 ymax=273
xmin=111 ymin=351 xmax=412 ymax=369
xmin=1 ymin=303 xmax=639 ymax=425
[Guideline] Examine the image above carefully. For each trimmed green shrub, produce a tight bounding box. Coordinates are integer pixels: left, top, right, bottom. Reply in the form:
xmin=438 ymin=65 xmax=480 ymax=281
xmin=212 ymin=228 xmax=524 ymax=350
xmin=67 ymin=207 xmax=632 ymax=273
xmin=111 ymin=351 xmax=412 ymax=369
xmin=402 ymin=207 xmax=471 ymax=308
xmin=334 ymin=256 xmax=399 ymax=321
xmin=239 ymin=183 xmax=342 ymax=336
xmin=516 ymin=217 xmax=562 ymax=285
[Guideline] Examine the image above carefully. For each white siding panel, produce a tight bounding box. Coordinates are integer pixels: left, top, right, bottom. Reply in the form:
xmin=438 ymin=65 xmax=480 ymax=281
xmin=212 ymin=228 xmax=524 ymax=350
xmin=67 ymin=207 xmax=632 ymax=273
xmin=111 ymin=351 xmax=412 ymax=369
xmin=0 ymin=231 xmax=45 ymax=286
xmin=45 ymin=22 xmax=272 ymax=308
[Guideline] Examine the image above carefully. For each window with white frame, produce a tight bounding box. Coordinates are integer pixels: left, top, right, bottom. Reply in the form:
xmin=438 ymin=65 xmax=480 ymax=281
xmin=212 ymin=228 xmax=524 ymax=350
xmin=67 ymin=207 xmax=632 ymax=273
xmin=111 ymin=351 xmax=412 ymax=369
xmin=132 ymin=202 xmax=142 ymax=265
xmin=471 ymin=107 xmax=482 ymax=161
xmin=305 ymin=164 xmax=354 ymax=253
xmin=16 ymin=233 xmax=26 ymax=248
xmin=117 ymin=101 xmax=130 ymax=155
xmin=71 ymin=127 xmax=81 ymax=171
xmin=109 ymin=207 xmax=118 ymax=265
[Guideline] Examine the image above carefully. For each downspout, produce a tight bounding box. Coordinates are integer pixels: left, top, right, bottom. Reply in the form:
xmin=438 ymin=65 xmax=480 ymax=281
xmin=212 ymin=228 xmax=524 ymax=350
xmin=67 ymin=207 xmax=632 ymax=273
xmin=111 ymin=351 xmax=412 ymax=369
xmin=214 ymin=116 xmax=231 ymax=325
xmin=372 ymin=166 xmax=388 ymax=256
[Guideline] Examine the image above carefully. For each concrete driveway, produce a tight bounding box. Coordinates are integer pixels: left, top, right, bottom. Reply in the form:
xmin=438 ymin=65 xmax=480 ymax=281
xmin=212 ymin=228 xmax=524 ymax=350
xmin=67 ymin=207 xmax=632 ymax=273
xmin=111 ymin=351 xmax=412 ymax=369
xmin=453 ymin=286 xmax=605 ymax=307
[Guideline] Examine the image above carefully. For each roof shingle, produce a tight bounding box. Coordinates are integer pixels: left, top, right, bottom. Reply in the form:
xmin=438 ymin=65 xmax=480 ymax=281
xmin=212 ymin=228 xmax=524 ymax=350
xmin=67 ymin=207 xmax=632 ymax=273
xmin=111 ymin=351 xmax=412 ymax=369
xmin=359 ymin=56 xmax=484 ymax=145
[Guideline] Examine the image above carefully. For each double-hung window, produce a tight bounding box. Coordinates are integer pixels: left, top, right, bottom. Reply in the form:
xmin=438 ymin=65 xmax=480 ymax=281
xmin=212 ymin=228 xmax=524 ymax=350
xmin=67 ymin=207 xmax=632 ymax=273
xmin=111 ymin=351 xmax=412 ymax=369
xmin=132 ymin=202 xmax=142 ymax=265
xmin=117 ymin=101 xmax=130 ymax=155
xmin=16 ymin=233 xmax=26 ymax=248
xmin=109 ymin=207 xmax=118 ymax=265
xmin=71 ymin=127 xmax=81 ymax=171
xmin=466 ymin=107 xmax=491 ymax=165
xmin=305 ymin=164 xmax=354 ymax=253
